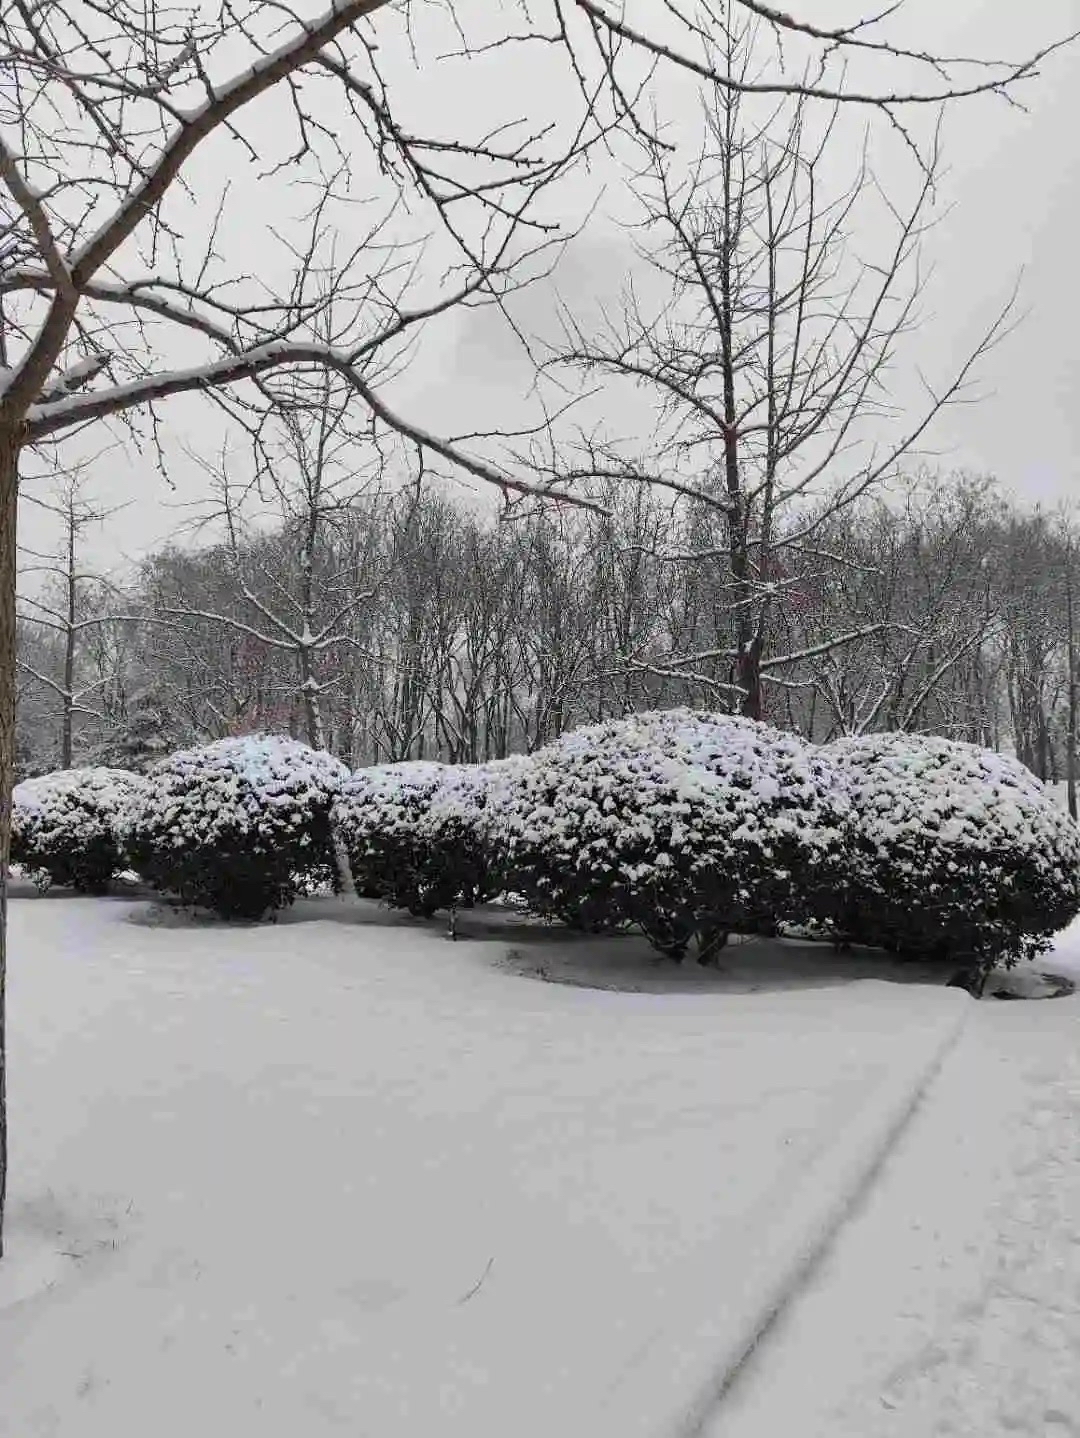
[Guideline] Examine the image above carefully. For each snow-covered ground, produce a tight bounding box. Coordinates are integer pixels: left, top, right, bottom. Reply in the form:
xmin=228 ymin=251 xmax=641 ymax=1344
xmin=714 ymin=923 xmax=1080 ymax=1438
xmin=0 ymin=884 xmax=968 ymax=1438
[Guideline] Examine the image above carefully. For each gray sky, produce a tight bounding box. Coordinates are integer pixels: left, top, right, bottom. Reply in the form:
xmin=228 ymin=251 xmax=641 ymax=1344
xmin=16 ymin=0 xmax=1080 ymax=578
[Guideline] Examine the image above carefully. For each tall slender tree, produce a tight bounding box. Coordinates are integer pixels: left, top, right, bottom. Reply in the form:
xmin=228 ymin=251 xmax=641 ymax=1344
xmin=557 ymin=22 xmax=1015 ymax=718
xmin=17 ymin=471 xmax=126 ymax=768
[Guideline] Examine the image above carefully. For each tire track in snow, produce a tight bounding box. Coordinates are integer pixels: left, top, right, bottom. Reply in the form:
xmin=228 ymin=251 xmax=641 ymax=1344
xmin=712 ymin=995 xmax=1080 ymax=1438
xmin=593 ymin=989 xmax=969 ymax=1438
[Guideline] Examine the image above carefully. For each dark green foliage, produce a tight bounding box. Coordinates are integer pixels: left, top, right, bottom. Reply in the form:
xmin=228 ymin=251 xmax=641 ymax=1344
xmin=125 ymin=735 xmax=347 ymax=920
xmin=487 ymin=711 xmax=853 ymax=960
xmin=334 ymin=760 xmax=509 ymax=917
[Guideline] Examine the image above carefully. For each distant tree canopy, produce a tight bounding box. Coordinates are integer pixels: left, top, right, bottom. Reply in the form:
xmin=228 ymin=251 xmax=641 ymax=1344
xmin=15 ymin=472 xmax=1079 ymax=789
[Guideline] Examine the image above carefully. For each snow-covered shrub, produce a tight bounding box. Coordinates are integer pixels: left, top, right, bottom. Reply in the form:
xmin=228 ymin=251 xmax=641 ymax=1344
xmin=124 ymin=735 xmax=348 ymax=919
xmin=334 ymin=758 xmax=517 ymax=915
xmin=333 ymin=761 xmax=447 ymax=912
xmin=416 ymin=759 xmax=519 ymax=914
xmin=826 ymin=732 xmax=1080 ymax=966
xmin=487 ymin=710 xmax=852 ymax=958
xmin=627 ymin=709 xmax=854 ymax=934
xmin=11 ymin=767 xmax=147 ymax=893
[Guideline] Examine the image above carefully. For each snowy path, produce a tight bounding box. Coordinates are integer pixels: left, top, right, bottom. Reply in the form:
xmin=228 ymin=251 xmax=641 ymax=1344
xmin=712 ymin=927 xmax=1080 ymax=1438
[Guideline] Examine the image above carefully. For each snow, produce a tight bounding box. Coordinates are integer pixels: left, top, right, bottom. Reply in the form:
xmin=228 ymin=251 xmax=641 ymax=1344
xmin=828 ymin=731 xmax=1077 ymax=859
xmin=26 ymin=342 xmax=313 ymax=437
xmin=982 ymin=963 xmax=1074 ymax=999
xmin=38 ymin=351 xmax=111 ymax=403
xmin=334 ymin=759 xmax=450 ymax=841
xmin=0 ymin=887 xmax=967 ymax=1437
xmin=12 ymin=767 xmax=146 ymax=882
xmin=333 ymin=759 xmax=451 ymax=894
xmin=126 ymin=733 xmax=347 ymax=847
xmin=14 ymin=765 xmax=144 ymax=825
xmin=712 ymin=923 xmax=1080 ymax=1438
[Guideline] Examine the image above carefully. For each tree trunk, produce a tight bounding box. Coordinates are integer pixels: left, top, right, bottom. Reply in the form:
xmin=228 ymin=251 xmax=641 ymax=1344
xmin=300 ymin=655 xmax=357 ymax=901
xmin=1033 ymin=699 xmax=1049 ymax=783
xmin=1067 ymin=542 xmax=1078 ymax=820
xmin=61 ymin=515 xmax=76 ymax=769
xmin=0 ymin=425 xmax=18 ymax=1258
xmin=738 ymin=634 xmax=764 ymax=722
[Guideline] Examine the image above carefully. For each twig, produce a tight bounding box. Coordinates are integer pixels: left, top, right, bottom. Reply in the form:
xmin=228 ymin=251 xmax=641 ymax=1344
xmin=456 ymin=1256 xmax=495 ymax=1305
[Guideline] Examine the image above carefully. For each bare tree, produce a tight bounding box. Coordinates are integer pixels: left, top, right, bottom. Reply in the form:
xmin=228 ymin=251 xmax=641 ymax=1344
xmin=27 ymin=456 xmax=1080 ymax=773
xmin=136 ymin=546 xmax=286 ymax=740
xmin=557 ymin=23 xmax=1017 ymax=718
xmin=17 ymin=471 xmax=128 ymax=767
xmin=772 ymin=475 xmax=1004 ymax=741
xmin=1061 ymin=512 xmax=1080 ymax=819
xmin=994 ymin=510 xmax=1068 ymax=781
xmin=187 ymin=405 xmax=387 ymax=740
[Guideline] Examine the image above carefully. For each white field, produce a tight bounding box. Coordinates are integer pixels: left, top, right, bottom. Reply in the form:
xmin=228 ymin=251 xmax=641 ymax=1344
xmin=0 ymin=883 xmax=978 ymax=1438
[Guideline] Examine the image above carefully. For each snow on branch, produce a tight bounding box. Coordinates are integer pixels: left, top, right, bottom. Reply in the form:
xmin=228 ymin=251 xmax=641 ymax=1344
xmin=574 ymin=1 xmax=1075 ymax=108
xmin=758 ymin=623 xmax=890 ymax=671
xmin=0 ymin=0 xmax=1068 ymax=517
xmin=23 ymin=339 xmax=601 ymax=509
xmin=37 ymin=353 xmax=111 ymax=405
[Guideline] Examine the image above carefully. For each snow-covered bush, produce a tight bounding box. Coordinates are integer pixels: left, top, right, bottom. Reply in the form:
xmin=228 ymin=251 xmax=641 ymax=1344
xmin=124 ymin=735 xmax=348 ymax=919
xmin=11 ymin=767 xmax=147 ymax=893
xmin=334 ymin=758 xmax=517 ymax=916
xmin=333 ymin=761 xmax=447 ymax=912
xmin=487 ymin=710 xmax=853 ymax=958
xmin=416 ymin=759 xmax=521 ymax=913
xmin=827 ymin=732 xmax=1080 ymax=966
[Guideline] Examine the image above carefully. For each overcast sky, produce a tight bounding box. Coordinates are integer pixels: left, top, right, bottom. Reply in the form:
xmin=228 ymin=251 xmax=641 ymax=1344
xmin=17 ymin=0 xmax=1080 ymax=577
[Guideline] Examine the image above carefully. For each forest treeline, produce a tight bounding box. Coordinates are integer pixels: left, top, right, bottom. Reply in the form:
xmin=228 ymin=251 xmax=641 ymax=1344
xmin=15 ymin=469 xmax=1079 ymax=791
